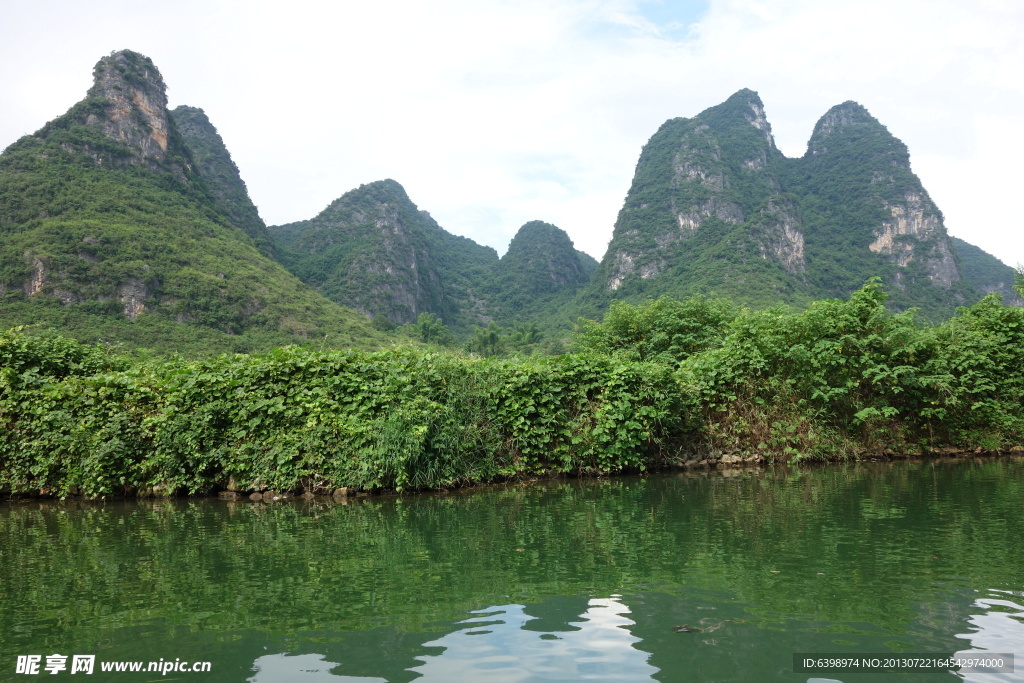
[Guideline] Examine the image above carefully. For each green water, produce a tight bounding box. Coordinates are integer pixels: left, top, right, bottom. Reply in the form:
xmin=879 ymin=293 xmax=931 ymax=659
xmin=1 ymin=458 xmax=1022 ymax=682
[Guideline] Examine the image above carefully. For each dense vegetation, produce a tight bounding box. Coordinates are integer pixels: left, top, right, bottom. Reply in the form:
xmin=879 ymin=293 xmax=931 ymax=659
xmin=270 ymin=180 xmax=498 ymax=330
xmin=949 ymin=235 xmax=1021 ymax=304
xmin=2 ymin=282 xmax=1021 ymax=498
xmin=0 ymin=50 xmax=391 ymax=354
xmin=485 ymin=221 xmax=597 ymax=327
xmin=169 ymin=105 xmax=277 ymax=256
xmin=271 ymin=185 xmax=596 ymax=338
xmin=592 ymin=91 xmax=984 ymax=320
xmin=3 ymin=53 xmax=1022 ymax=501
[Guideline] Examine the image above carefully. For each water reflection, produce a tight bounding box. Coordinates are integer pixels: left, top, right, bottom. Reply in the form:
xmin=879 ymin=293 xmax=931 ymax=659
xmin=411 ymin=597 xmax=657 ymax=682
xmin=250 ymin=653 xmax=386 ymax=682
xmin=1 ymin=458 xmax=1021 ymax=682
xmin=955 ymin=590 xmax=1024 ymax=683
xmin=246 ymin=597 xmax=657 ymax=682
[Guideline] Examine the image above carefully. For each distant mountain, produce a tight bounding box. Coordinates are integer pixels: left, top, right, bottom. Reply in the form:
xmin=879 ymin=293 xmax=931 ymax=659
xmin=270 ymin=179 xmax=498 ymax=329
xmin=272 ymin=182 xmax=597 ymax=333
xmin=0 ymin=50 xmax=388 ymax=353
xmin=949 ymin=236 xmax=1021 ymax=304
xmin=486 ymin=220 xmax=597 ymax=326
xmin=590 ymin=89 xmax=981 ymax=317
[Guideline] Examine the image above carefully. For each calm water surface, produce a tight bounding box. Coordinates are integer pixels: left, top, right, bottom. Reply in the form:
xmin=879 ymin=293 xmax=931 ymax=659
xmin=1 ymin=458 xmax=1022 ymax=682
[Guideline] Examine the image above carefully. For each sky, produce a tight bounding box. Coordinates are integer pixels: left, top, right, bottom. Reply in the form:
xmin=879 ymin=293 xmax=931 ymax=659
xmin=2 ymin=0 xmax=1023 ymax=268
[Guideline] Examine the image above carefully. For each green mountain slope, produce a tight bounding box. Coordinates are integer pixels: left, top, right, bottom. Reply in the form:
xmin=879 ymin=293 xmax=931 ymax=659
xmin=169 ymin=105 xmax=277 ymax=257
xmin=269 ymin=179 xmax=498 ymax=331
xmin=590 ymin=90 xmax=982 ymax=318
xmin=949 ymin=236 xmax=1021 ymax=304
xmin=271 ymin=182 xmax=603 ymax=337
xmin=486 ymin=220 xmax=597 ymax=328
xmin=783 ymin=100 xmax=975 ymax=313
xmin=593 ymin=89 xmax=805 ymax=308
xmin=0 ymin=50 xmax=389 ymax=354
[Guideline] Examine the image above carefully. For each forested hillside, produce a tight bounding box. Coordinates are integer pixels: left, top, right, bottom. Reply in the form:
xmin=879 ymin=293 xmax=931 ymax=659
xmin=589 ymin=89 xmax=984 ymax=320
xmin=0 ymin=50 xmax=390 ymax=355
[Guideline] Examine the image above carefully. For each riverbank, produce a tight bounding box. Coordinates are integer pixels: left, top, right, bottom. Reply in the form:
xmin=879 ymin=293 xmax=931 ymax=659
xmin=3 ymin=284 xmax=1023 ymax=500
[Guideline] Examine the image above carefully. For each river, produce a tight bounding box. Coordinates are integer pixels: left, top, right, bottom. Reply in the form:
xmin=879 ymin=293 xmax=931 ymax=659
xmin=1 ymin=457 xmax=1021 ymax=681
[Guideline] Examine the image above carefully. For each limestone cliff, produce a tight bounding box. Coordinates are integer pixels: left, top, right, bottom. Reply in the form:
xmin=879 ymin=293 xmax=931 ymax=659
xmin=590 ymin=90 xmax=978 ymax=316
xmin=596 ymin=89 xmax=806 ymax=305
xmin=270 ymin=180 xmax=498 ymax=328
xmin=798 ymin=101 xmax=963 ymax=301
xmin=0 ymin=50 xmax=386 ymax=351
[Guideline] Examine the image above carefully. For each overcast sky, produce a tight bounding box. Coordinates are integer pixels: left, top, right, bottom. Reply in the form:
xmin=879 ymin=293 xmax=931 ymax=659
xmin=3 ymin=0 xmax=1023 ymax=270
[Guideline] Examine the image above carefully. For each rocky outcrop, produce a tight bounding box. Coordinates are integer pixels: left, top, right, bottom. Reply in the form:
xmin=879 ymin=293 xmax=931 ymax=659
xmin=118 ymin=278 xmax=149 ymax=319
xmin=673 ymin=197 xmax=745 ymax=233
xmin=270 ymin=179 xmax=498 ymax=327
xmin=79 ymin=51 xmax=188 ymax=176
xmin=869 ymin=191 xmax=958 ymax=286
xmin=755 ymin=197 xmax=805 ymax=276
xmin=590 ymin=89 xmax=978 ymax=315
xmin=744 ymin=99 xmax=775 ymax=145
xmin=23 ymin=255 xmax=46 ymax=297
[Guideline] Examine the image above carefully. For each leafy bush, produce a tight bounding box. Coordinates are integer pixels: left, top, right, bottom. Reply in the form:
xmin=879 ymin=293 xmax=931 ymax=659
xmin=0 ymin=335 xmax=694 ymax=497
xmin=574 ymin=295 xmax=735 ymax=362
xmin=2 ymin=282 xmax=1022 ymax=499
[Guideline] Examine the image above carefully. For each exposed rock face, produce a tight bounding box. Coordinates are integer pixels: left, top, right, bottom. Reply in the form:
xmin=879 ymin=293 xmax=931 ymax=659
xmin=755 ymin=197 xmax=805 ymax=276
xmin=599 ymin=89 xmax=801 ymax=296
xmin=24 ymin=255 xmax=46 ymax=297
xmin=270 ymin=179 xmax=498 ymax=327
xmin=870 ymin=191 xmax=957 ymax=286
xmin=592 ymin=89 xmax=975 ymax=315
xmin=80 ymin=51 xmax=187 ymax=175
xmin=673 ymin=197 xmax=745 ymax=233
xmin=744 ymin=99 xmax=775 ymax=145
xmin=118 ymin=278 xmax=148 ymax=319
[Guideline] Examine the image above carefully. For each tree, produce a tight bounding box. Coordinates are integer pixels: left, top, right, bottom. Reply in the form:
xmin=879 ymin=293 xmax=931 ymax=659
xmin=414 ymin=312 xmax=450 ymax=345
xmin=466 ymin=322 xmax=505 ymax=357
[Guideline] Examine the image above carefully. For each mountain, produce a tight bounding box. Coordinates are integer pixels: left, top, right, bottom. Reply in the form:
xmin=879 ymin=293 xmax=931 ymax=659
xmin=592 ymin=89 xmax=980 ymax=317
xmin=0 ymin=50 xmax=389 ymax=354
xmin=486 ymin=220 xmax=597 ymax=326
xmin=271 ymin=182 xmax=597 ymax=334
xmin=949 ymin=236 xmax=1021 ymax=304
xmin=270 ymin=179 xmax=498 ymax=329
xmin=169 ymin=105 xmax=277 ymax=257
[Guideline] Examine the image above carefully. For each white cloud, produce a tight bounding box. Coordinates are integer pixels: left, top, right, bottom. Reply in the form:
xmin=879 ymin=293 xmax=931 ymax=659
xmin=2 ymin=0 xmax=1022 ymax=268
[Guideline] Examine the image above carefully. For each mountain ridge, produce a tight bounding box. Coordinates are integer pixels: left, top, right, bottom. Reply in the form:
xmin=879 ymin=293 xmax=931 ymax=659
xmin=0 ymin=49 xmax=391 ymax=354
xmin=588 ymin=88 xmax=981 ymax=318
xmin=1 ymin=52 xmax=1017 ymax=356
xmin=269 ymin=180 xmax=597 ymax=333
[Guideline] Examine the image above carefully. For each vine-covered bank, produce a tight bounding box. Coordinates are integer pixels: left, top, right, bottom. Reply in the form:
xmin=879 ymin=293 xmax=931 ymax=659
xmin=2 ymin=283 xmax=1023 ymax=498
